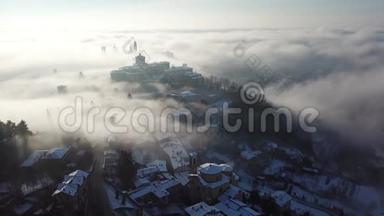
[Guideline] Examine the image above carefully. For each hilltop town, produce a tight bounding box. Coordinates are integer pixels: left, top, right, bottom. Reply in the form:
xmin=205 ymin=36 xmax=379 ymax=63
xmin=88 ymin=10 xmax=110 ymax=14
xmin=0 ymin=54 xmax=382 ymax=216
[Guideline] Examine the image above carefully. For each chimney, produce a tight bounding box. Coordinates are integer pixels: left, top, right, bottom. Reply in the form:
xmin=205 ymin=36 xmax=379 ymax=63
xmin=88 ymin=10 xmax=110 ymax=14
xmin=121 ymin=191 xmax=128 ymax=205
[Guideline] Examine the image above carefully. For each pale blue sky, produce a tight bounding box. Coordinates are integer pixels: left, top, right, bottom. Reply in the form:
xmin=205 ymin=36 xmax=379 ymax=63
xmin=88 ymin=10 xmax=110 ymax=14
xmin=1 ymin=0 xmax=383 ymax=29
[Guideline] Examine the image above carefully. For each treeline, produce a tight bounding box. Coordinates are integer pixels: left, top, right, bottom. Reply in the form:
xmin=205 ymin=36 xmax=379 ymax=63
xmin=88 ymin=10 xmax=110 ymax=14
xmin=0 ymin=120 xmax=32 ymax=180
xmin=203 ymin=75 xmax=241 ymax=93
xmin=0 ymin=120 xmax=32 ymax=140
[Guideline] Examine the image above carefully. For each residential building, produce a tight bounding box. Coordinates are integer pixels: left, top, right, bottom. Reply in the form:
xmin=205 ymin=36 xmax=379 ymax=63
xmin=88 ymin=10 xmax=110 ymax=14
xmin=52 ymin=170 xmax=90 ymax=216
xmin=188 ymin=163 xmax=237 ymax=204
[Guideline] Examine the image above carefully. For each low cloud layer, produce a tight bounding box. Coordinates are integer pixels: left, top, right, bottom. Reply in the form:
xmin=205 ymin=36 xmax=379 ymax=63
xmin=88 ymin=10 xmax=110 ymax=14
xmin=1 ymin=27 xmax=384 ymax=152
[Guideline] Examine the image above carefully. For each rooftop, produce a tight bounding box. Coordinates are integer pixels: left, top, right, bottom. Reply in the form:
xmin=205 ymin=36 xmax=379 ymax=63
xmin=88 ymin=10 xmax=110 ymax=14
xmin=21 ymin=150 xmax=48 ymax=167
xmin=137 ymin=160 xmax=167 ymax=178
xmin=44 ymin=147 xmax=69 ymax=160
xmin=159 ymin=137 xmax=189 ymax=170
xmin=196 ymin=174 xmax=230 ymax=189
xmin=290 ymin=200 xmax=331 ymax=216
xmin=198 ymin=163 xmax=233 ymax=175
xmin=185 ymin=202 xmax=223 ymax=216
xmin=129 ymin=178 xmax=181 ymax=202
xmin=215 ymin=199 xmax=261 ymax=216
xmin=103 ymin=183 xmax=135 ymax=210
xmin=271 ymin=191 xmax=292 ymax=207
xmin=52 ymin=170 xmax=89 ymax=197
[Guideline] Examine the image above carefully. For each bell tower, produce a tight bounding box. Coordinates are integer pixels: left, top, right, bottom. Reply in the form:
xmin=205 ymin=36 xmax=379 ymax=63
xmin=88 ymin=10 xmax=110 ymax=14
xmin=135 ymin=53 xmax=146 ymax=66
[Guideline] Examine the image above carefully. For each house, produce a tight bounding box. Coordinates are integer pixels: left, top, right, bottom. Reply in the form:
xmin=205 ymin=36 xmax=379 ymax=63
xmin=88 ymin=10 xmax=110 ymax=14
xmin=218 ymin=185 xmax=248 ymax=202
xmin=21 ymin=150 xmax=48 ymax=169
xmin=184 ymin=199 xmax=261 ymax=216
xmin=129 ymin=178 xmax=182 ymax=207
xmin=188 ymin=163 xmax=238 ymax=204
xmin=240 ymin=150 xmax=262 ymax=161
xmin=111 ymin=54 xmax=170 ymax=83
xmin=136 ymin=160 xmax=168 ymax=179
xmin=215 ymin=199 xmax=261 ymax=216
xmin=52 ymin=170 xmax=90 ymax=216
xmin=235 ymin=168 xmax=255 ymax=193
xmin=158 ymin=137 xmax=190 ymax=172
xmin=289 ymin=200 xmax=331 ymax=216
xmin=164 ymin=64 xmax=204 ymax=86
xmin=39 ymin=147 xmax=75 ymax=179
xmin=185 ymin=202 xmax=223 ymax=216
xmin=102 ymin=183 xmax=138 ymax=216
xmin=19 ymin=150 xmax=49 ymax=180
xmin=271 ymin=191 xmax=292 ymax=208
xmin=179 ymin=90 xmax=202 ymax=103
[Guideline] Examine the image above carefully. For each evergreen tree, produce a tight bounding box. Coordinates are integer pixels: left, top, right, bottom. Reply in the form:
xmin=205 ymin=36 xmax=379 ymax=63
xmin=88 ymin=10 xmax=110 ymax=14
xmin=15 ymin=120 xmax=32 ymax=159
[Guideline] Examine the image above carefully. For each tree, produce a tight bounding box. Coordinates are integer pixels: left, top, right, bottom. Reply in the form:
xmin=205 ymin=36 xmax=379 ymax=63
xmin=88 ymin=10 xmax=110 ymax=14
xmin=0 ymin=121 xmax=5 ymax=140
xmin=4 ymin=120 xmax=16 ymax=138
xmin=118 ymin=150 xmax=137 ymax=190
xmin=15 ymin=120 xmax=32 ymax=159
xmin=15 ymin=120 xmax=32 ymax=136
xmin=0 ymin=120 xmax=26 ymax=180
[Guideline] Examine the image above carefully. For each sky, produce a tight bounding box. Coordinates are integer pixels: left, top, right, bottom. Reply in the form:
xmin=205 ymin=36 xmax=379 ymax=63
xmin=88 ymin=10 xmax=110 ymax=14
xmin=1 ymin=0 xmax=384 ymax=30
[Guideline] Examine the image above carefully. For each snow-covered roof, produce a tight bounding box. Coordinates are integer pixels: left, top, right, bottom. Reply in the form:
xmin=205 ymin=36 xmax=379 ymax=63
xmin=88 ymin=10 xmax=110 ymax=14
xmin=174 ymin=171 xmax=190 ymax=186
xmin=289 ymin=200 xmax=331 ymax=216
xmin=21 ymin=150 xmax=48 ymax=167
xmin=181 ymin=90 xmax=199 ymax=97
xmin=255 ymin=184 xmax=275 ymax=197
xmin=44 ymin=147 xmax=69 ymax=160
xmin=262 ymin=159 xmax=287 ymax=176
xmin=289 ymin=174 xmax=355 ymax=195
xmin=235 ymin=169 xmax=254 ymax=192
xmin=185 ymin=202 xmax=223 ymax=216
xmin=52 ymin=170 xmax=89 ymax=197
xmin=240 ymin=150 xmax=261 ymax=161
xmin=148 ymin=160 xmax=167 ymax=172
xmin=129 ymin=178 xmax=181 ymax=202
xmin=159 ymin=137 xmax=189 ymax=170
xmin=196 ymin=174 xmax=230 ymax=189
xmin=103 ymin=183 xmax=135 ymax=210
xmin=137 ymin=166 xmax=158 ymax=178
xmin=287 ymin=185 xmax=353 ymax=214
xmin=272 ymin=191 xmax=292 ymax=207
xmin=198 ymin=163 xmax=233 ymax=175
xmin=215 ymin=199 xmax=261 ymax=216
xmin=218 ymin=185 xmax=244 ymax=202
xmin=278 ymin=146 xmax=304 ymax=161
xmin=134 ymin=177 xmax=151 ymax=188
xmin=263 ymin=141 xmax=278 ymax=150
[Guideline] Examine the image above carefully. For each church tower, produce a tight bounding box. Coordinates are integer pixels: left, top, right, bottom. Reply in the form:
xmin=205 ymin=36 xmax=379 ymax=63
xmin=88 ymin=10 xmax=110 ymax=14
xmin=135 ymin=53 xmax=146 ymax=66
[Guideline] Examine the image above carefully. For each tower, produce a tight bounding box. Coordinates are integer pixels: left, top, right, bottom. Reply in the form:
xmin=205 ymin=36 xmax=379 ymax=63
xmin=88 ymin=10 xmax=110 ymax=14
xmin=135 ymin=53 xmax=146 ymax=66
xmin=189 ymin=152 xmax=199 ymax=172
